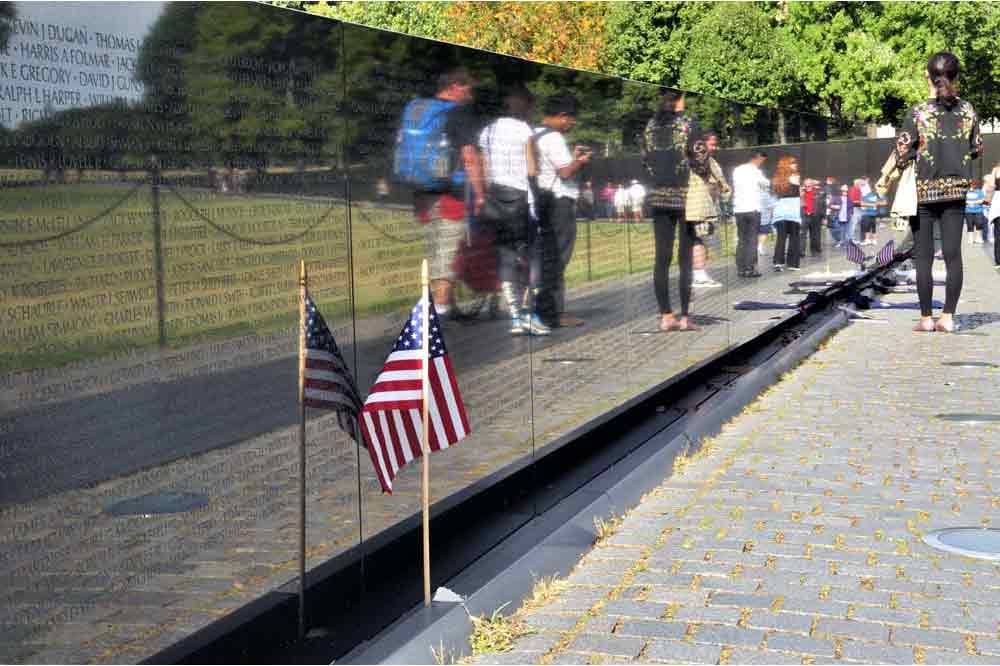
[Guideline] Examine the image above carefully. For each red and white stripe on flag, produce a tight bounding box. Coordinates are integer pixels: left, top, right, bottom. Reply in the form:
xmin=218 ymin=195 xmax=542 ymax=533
xmin=359 ymin=349 xmax=470 ymax=493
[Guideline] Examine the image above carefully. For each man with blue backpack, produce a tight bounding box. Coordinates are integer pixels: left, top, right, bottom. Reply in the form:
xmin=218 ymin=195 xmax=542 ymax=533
xmin=394 ymin=68 xmax=485 ymax=315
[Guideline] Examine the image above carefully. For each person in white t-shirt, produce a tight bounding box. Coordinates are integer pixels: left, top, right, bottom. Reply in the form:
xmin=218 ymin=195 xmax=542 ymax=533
xmin=613 ymin=184 xmax=629 ymax=222
xmin=534 ymin=93 xmax=590 ymax=328
xmin=479 ymin=87 xmax=548 ymax=336
xmin=627 ymin=180 xmax=646 ymax=222
xmin=732 ymin=151 xmax=769 ymax=277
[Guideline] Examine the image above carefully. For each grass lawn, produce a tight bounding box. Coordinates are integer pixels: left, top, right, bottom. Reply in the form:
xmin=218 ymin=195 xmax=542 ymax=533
xmin=0 ymin=181 xmax=735 ymax=374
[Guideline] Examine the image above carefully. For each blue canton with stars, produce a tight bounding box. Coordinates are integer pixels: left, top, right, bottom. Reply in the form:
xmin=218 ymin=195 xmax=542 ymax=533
xmin=393 ymin=296 xmax=447 ymax=358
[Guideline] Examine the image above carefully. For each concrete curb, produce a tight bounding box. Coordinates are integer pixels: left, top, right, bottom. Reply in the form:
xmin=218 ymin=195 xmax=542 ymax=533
xmin=341 ymin=307 xmax=849 ymax=665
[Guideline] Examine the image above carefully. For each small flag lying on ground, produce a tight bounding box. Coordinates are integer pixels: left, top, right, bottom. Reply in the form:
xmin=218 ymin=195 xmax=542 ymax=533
xmin=360 ymin=298 xmax=470 ymax=493
xmin=303 ymin=292 xmax=364 ymax=442
xmin=845 ymin=240 xmax=866 ymax=265
xmin=875 ymin=239 xmax=895 ymax=266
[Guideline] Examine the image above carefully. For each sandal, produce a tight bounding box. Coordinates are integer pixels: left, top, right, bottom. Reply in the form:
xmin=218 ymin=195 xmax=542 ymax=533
xmin=659 ymin=315 xmax=680 ymax=332
xmin=677 ymin=317 xmax=701 ymax=332
xmin=912 ymin=318 xmax=935 ymax=333
xmin=935 ymin=318 xmax=955 ymax=333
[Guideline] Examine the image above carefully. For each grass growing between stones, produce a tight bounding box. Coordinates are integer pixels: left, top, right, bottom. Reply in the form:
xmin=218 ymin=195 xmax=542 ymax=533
xmin=467 ymin=602 xmax=532 ymax=657
xmin=593 ymin=515 xmax=624 ymax=543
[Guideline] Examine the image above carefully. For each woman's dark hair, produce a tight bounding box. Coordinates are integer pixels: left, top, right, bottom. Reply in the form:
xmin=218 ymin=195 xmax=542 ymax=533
xmin=927 ymin=51 xmax=960 ymax=108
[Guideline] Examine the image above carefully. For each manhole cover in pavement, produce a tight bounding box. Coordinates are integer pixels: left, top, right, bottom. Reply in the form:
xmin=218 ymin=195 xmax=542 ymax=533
xmin=934 ymin=413 xmax=1000 ymax=423
xmin=923 ymin=528 xmax=1000 ymax=561
xmin=942 ymin=361 xmax=998 ymax=368
xmin=541 ymin=357 xmax=595 ymax=365
xmin=105 ymin=491 xmax=209 ymax=517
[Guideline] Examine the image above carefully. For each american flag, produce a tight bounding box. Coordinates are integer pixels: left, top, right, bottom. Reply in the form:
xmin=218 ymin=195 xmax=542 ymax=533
xmin=845 ymin=240 xmax=866 ymax=266
xmin=360 ymin=297 xmax=470 ymax=493
xmin=303 ymin=292 xmax=363 ymax=442
xmin=875 ymin=239 xmax=895 ymax=266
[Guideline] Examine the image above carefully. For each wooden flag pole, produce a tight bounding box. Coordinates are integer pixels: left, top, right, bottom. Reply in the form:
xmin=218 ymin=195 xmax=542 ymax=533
xmin=297 ymin=260 xmax=308 ymax=639
xmin=420 ymin=258 xmax=432 ymax=607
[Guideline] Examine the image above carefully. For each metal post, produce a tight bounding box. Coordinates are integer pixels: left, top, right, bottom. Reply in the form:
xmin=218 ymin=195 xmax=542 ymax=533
xmin=586 ymin=220 xmax=592 ymax=282
xmin=150 ymin=163 xmax=167 ymax=348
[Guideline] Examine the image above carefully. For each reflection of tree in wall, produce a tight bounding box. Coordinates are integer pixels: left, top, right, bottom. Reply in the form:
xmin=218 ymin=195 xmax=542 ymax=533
xmin=0 ymin=3 xmax=15 ymax=52
xmin=177 ymin=2 xmax=341 ymax=174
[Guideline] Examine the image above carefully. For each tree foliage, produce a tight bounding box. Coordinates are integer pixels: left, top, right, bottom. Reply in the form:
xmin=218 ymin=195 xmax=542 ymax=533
xmin=302 ymin=0 xmax=1000 ymax=125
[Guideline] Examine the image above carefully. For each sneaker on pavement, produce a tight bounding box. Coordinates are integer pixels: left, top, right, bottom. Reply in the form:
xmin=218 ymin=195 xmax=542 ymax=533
xmin=693 ymin=278 xmax=722 ymax=288
xmin=510 ymin=315 xmax=525 ymax=336
xmin=521 ymin=314 xmax=551 ymax=336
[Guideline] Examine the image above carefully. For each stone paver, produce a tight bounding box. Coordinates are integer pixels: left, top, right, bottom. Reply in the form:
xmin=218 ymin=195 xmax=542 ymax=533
xmin=473 ymin=238 xmax=1000 ymax=664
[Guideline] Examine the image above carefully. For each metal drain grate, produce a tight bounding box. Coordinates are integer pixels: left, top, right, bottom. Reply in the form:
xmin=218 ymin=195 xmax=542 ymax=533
xmin=923 ymin=528 xmax=1000 ymax=561
xmin=105 ymin=491 xmax=209 ymax=517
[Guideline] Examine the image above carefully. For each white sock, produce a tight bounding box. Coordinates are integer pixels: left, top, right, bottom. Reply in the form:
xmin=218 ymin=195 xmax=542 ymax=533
xmin=694 ymin=269 xmax=710 ymax=281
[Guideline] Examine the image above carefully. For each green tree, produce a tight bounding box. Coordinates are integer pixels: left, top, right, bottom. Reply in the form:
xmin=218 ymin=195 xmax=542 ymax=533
xmin=602 ymin=2 xmax=711 ymax=88
xmin=300 ymin=1 xmax=450 ymax=41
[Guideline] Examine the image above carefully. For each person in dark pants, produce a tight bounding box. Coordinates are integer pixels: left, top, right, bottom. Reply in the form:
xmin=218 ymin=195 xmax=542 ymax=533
xmin=534 ymin=93 xmax=591 ymax=328
xmin=771 ymin=155 xmax=802 ymax=271
xmin=642 ymin=88 xmax=706 ymax=332
xmin=887 ymin=51 xmax=982 ymax=332
xmin=988 ymin=162 xmax=1000 ymax=265
xmin=732 ymin=151 xmax=768 ymax=277
xmin=802 ymin=178 xmax=824 ymax=256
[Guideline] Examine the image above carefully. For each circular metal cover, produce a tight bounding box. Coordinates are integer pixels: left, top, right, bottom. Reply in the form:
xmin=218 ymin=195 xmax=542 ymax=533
xmin=105 ymin=491 xmax=209 ymax=517
xmin=934 ymin=413 xmax=1000 ymax=423
xmin=923 ymin=528 xmax=1000 ymax=561
xmin=941 ymin=361 xmax=998 ymax=368
xmin=541 ymin=357 xmax=595 ymax=365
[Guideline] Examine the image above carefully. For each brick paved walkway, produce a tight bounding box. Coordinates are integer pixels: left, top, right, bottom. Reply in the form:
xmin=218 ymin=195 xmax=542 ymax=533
xmin=1 ymin=226 xmax=853 ymax=663
xmin=473 ymin=242 xmax=1000 ymax=665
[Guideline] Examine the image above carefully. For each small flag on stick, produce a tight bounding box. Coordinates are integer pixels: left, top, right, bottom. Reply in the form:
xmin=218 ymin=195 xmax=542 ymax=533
xmin=875 ymin=239 xmax=895 ymax=267
xmin=360 ymin=296 xmax=470 ymax=493
xmin=845 ymin=240 xmax=866 ymax=266
xmin=303 ymin=291 xmax=364 ymax=441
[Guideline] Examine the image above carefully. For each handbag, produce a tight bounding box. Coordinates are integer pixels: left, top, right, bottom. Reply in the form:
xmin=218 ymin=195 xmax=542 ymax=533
xmin=479 ymin=183 xmax=529 ymax=244
xmin=890 ymin=164 xmax=917 ymax=217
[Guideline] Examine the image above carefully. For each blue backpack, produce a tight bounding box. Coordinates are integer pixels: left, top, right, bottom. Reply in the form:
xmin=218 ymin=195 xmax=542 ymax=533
xmin=393 ymin=98 xmax=465 ymax=191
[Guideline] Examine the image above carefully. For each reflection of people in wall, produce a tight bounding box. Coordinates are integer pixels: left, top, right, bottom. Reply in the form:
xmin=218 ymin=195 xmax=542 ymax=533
xmin=613 ymin=183 xmax=628 ymax=223
xmin=642 ymin=88 xmax=706 ymax=332
xmin=628 ymin=180 xmax=646 ymax=223
xmin=407 ymin=68 xmax=486 ymax=315
xmin=687 ymin=131 xmax=730 ymax=288
xmin=889 ymin=51 xmax=982 ymax=333
xmin=770 ymin=156 xmax=801 ymax=272
xmin=732 ymin=150 xmax=768 ymax=277
xmin=601 ymin=182 xmax=615 ymax=220
xmin=478 ymin=86 xmax=549 ymax=336
xmin=376 ymin=177 xmax=390 ymax=205
xmin=534 ymin=93 xmax=591 ymax=329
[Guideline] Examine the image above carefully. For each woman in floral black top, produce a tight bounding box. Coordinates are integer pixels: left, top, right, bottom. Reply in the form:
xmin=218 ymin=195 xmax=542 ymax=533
xmin=642 ymin=89 xmax=707 ymax=332
xmin=891 ymin=52 xmax=983 ymax=332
